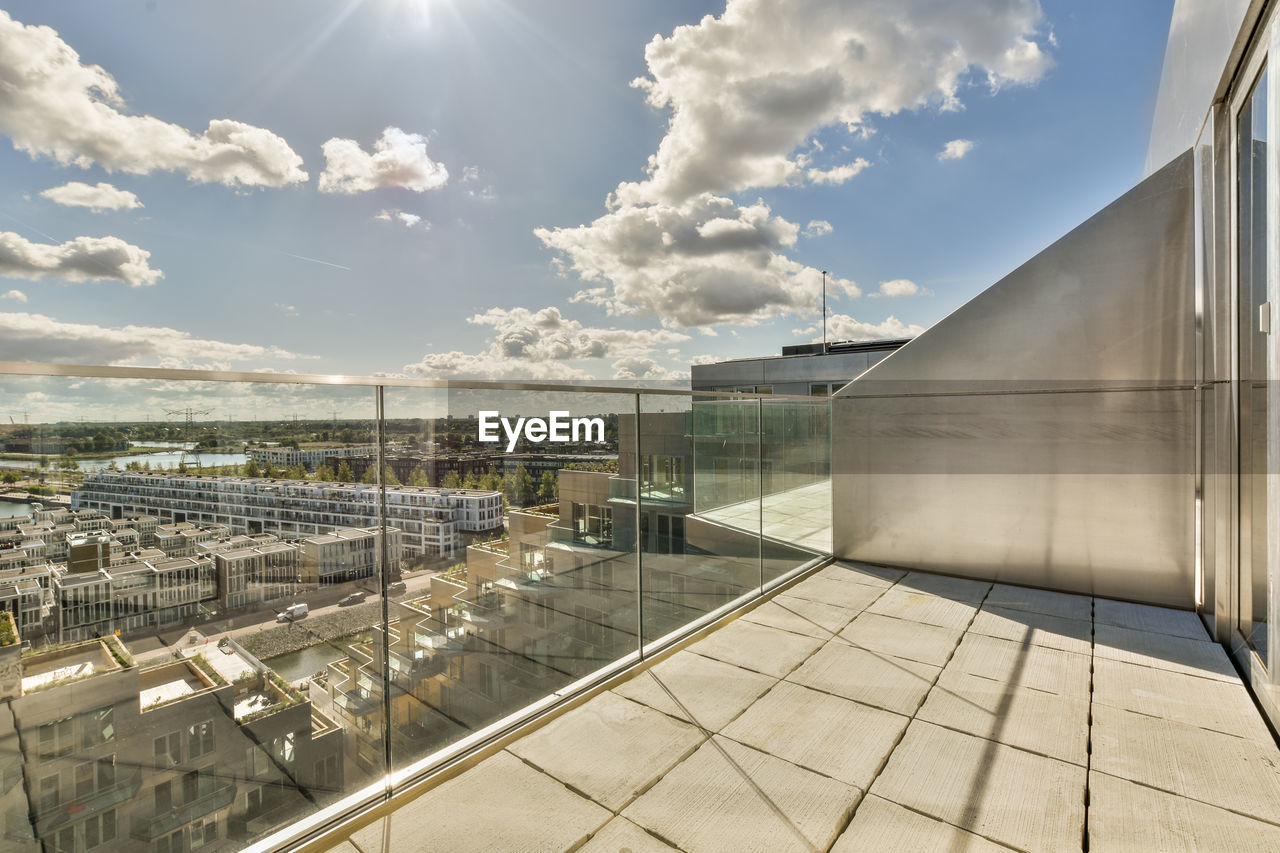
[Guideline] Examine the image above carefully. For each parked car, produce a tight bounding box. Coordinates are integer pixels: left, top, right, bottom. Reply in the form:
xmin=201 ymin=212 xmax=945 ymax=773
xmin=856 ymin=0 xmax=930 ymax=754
xmin=385 ymin=581 xmax=407 ymax=596
xmin=338 ymin=592 xmax=369 ymax=607
xmin=276 ymin=603 xmax=309 ymax=622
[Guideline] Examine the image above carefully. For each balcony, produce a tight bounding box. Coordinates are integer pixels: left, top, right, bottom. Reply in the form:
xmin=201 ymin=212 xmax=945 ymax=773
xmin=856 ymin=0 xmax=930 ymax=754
xmin=316 ymin=562 xmax=1280 ymax=852
xmin=131 ymin=780 xmax=236 ymax=841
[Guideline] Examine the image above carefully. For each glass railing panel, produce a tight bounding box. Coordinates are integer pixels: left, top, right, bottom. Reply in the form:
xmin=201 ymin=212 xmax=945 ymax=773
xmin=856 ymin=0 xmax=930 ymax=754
xmin=0 ymin=373 xmax=380 ymax=851
xmin=642 ymin=394 xmax=760 ymax=647
xmin=379 ymin=386 xmax=639 ymax=773
xmin=760 ymin=397 xmax=831 ymax=584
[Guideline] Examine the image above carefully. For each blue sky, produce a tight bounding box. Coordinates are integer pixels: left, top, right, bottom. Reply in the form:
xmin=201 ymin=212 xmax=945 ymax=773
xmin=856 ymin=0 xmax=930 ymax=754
xmin=0 ymin=0 xmax=1174 ymax=382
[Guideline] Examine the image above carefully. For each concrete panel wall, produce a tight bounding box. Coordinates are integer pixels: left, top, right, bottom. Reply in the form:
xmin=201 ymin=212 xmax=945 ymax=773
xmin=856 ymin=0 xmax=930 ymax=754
xmin=833 ymin=152 xmax=1196 ymax=606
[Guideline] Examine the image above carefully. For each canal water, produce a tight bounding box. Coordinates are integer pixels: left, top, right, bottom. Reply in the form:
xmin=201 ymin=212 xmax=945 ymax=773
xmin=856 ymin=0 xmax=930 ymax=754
xmin=0 ymin=502 xmax=36 ymax=519
xmin=263 ymin=641 xmax=350 ymax=682
xmin=1 ymin=450 xmax=247 ymax=471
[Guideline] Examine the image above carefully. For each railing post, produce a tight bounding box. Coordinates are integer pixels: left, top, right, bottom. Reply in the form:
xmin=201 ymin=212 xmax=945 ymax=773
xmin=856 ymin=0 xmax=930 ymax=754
xmin=635 ymin=393 xmax=644 ymax=658
xmin=376 ymin=384 xmax=392 ymax=790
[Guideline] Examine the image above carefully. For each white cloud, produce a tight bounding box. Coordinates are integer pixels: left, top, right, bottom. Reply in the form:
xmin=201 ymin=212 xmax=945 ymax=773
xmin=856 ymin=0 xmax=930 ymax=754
xmin=689 ymin=354 xmax=721 ymax=366
xmin=617 ymin=0 xmax=1050 ymax=205
xmin=877 ymin=278 xmax=920 ymax=297
xmin=40 ymin=181 xmax=142 ymax=211
xmin=806 ymin=158 xmax=871 ymax=185
xmin=794 ymin=312 xmax=926 ymax=341
xmin=374 ymin=209 xmax=430 ymax=230
xmin=803 ymin=219 xmax=833 ymax=238
xmin=611 ymin=356 xmax=687 ymax=381
xmin=404 ymin=306 xmax=690 ymax=380
xmin=2 ymin=289 xmax=27 ymax=302
xmin=539 ymin=194 xmax=857 ymax=328
xmin=0 ymin=11 xmax=307 ymax=187
xmin=461 ymin=165 xmax=480 ymax=182
xmin=938 ymin=138 xmax=975 ymax=161
xmin=319 ymin=127 xmax=448 ymax=194
xmin=0 ymin=231 xmax=162 ymax=287
xmin=538 ymin=0 xmax=1050 ymax=329
xmin=0 ymin=312 xmax=310 ymax=368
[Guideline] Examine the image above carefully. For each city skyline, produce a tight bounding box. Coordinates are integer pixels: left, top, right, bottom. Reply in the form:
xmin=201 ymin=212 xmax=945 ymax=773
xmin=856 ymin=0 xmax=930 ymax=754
xmin=0 ymin=0 xmax=1173 ymax=380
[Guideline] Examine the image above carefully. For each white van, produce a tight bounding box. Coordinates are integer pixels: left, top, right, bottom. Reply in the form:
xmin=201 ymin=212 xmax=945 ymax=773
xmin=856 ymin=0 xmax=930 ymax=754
xmin=276 ymin=603 xmax=308 ymax=622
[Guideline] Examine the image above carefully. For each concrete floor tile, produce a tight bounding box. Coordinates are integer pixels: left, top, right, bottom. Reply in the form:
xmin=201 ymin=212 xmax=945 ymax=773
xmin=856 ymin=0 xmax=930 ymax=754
xmin=827 ymin=560 xmax=907 ymax=587
xmin=864 ymin=587 xmax=978 ymax=630
xmin=350 ymin=750 xmax=610 ymax=853
xmin=1094 ymin=599 xmax=1208 ymax=641
xmin=742 ymin=599 xmax=837 ymax=639
xmin=832 ymin=795 xmax=1014 ymax=853
xmin=984 ymin=583 xmax=1092 ymax=622
xmin=970 ymin=605 xmax=1093 ymax=655
xmin=918 ymin=668 xmax=1090 ymax=765
xmin=611 ymin=649 xmax=776 ymax=732
xmin=508 ymin=692 xmax=705 ymax=811
xmin=722 ymin=680 xmax=909 ymax=789
xmin=1093 ymin=657 xmax=1271 ymax=740
xmin=1094 ymin=624 xmax=1237 ymax=682
xmin=773 ymin=592 xmax=863 ymax=632
xmin=788 ymin=639 xmax=940 ymax=715
xmin=947 ymin=633 xmax=1091 ymax=698
xmin=579 ymin=817 xmax=680 ymax=853
xmin=839 ymin=611 xmax=964 ymax=667
xmin=1091 ymin=705 xmax=1280 ymax=824
xmin=898 ymin=572 xmax=992 ymax=603
xmin=688 ymin=618 xmax=824 ymax=679
xmin=870 ymin=721 xmax=1086 ymax=853
xmin=1088 ymin=770 xmax=1280 ymax=853
xmin=783 ymin=575 xmax=886 ymax=611
xmin=622 ymin=735 xmax=860 ymax=853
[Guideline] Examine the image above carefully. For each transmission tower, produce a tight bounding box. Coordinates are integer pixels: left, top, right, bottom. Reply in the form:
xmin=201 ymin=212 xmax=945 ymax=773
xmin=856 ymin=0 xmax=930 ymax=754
xmin=164 ymin=407 xmax=212 ymax=470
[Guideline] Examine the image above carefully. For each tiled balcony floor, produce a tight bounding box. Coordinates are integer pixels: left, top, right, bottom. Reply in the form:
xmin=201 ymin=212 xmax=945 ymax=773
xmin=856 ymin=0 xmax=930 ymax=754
xmin=324 ymin=562 xmax=1280 ymax=853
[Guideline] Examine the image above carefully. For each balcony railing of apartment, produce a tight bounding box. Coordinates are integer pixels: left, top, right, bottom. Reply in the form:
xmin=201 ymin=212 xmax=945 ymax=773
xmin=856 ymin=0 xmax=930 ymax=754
xmin=0 ymin=360 xmax=830 ymax=853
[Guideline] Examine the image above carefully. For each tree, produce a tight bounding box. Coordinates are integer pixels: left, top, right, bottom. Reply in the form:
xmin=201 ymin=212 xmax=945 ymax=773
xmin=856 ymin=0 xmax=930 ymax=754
xmin=478 ymin=465 xmax=502 ymax=492
xmin=408 ymin=467 xmax=431 ymax=487
xmin=360 ymin=465 xmax=378 ymax=484
xmin=360 ymin=463 xmax=400 ymax=486
xmin=539 ymin=470 xmax=558 ymax=503
xmin=515 ymin=464 xmax=535 ymax=506
xmin=284 ymin=464 xmax=307 ymax=480
xmin=315 ymin=464 xmax=336 ymax=482
xmin=441 ymin=470 xmax=462 ymax=490
xmin=336 ymin=461 xmax=354 ymax=482
xmin=1 ymin=472 xmax=19 ymax=485
xmin=461 ymin=471 xmax=479 ymax=490
xmin=244 ymin=459 xmax=262 ymax=478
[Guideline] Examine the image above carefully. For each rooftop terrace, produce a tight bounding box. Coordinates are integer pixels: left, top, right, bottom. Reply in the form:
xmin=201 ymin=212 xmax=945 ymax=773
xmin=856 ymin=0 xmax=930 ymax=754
xmin=319 ymin=561 xmax=1280 ymax=853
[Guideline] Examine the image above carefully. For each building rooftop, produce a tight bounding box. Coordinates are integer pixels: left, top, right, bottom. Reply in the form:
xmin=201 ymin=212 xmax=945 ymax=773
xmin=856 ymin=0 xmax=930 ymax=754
xmin=319 ymin=561 xmax=1280 ymax=852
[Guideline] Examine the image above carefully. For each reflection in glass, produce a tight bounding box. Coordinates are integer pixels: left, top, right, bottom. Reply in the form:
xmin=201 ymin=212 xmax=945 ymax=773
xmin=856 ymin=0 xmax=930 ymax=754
xmin=1238 ymin=66 xmax=1269 ymax=663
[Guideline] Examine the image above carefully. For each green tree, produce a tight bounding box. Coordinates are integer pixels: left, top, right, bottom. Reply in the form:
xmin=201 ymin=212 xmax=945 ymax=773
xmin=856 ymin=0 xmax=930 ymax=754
xmin=539 ymin=470 xmax=558 ymax=503
xmin=315 ymin=464 xmax=336 ymax=482
xmin=514 ymin=464 xmax=535 ymax=506
xmin=441 ymin=470 xmax=462 ymax=490
xmin=408 ymin=467 xmax=431 ymax=487
xmin=360 ymin=463 xmax=401 ymax=486
xmin=284 ymin=464 xmax=307 ymax=480
xmin=1 ymin=472 xmax=19 ymax=485
xmin=478 ymin=465 xmax=502 ymax=492
xmin=360 ymin=465 xmax=378 ymax=484
xmin=336 ymin=461 xmax=354 ymax=482
xmin=244 ymin=459 xmax=262 ymax=478
xmin=461 ymin=471 xmax=479 ymax=490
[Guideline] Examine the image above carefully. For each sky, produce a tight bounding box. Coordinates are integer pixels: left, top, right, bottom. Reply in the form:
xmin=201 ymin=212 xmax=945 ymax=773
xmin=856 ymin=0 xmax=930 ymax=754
xmin=0 ymin=0 xmax=1176 ymax=388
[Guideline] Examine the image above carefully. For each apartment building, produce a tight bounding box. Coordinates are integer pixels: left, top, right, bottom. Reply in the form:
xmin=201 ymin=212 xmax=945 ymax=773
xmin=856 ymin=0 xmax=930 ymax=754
xmin=246 ymin=444 xmax=390 ymax=471
xmin=0 ymin=633 xmax=344 ymax=853
xmin=72 ymin=471 xmax=502 ymax=559
xmin=299 ymin=526 xmax=402 ymax=586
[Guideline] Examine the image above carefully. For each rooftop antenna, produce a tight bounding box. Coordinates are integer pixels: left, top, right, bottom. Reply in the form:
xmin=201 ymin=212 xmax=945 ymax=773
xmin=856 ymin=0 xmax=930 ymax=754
xmin=821 ymin=270 xmax=829 ymax=353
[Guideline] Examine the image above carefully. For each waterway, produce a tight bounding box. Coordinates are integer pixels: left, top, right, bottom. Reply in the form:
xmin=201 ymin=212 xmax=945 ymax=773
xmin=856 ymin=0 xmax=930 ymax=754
xmin=0 ymin=502 xmax=36 ymax=518
xmin=0 ymin=450 xmax=247 ymax=471
xmin=263 ymin=641 xmax=349 ymax=682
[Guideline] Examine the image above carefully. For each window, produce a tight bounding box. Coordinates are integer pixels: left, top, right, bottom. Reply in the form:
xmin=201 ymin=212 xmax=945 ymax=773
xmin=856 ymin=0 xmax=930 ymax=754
xmin=191 ymin=817 xmax=218 ymax=849
xmin=39 ymin=773 xmax=59 ymax=813
xmin=187 ymin=720 xmax=214 ymax=759
xmin=80 ymin=706 xmax=115 ymax=749
xmin=39 ymin=717 xmax=74 ymax=759
xmin=154 ymin=732 xmax=181 ymax=768
xmin=76 ymin=761 xmax=95 ymax=799
xmin=85 ymin=810 xmax=116 ymax=849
